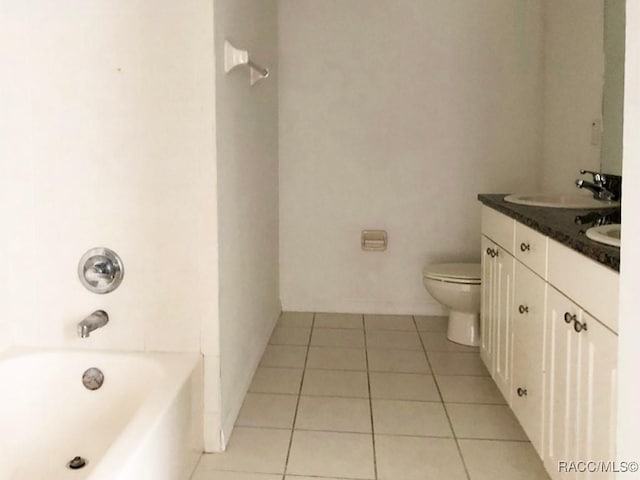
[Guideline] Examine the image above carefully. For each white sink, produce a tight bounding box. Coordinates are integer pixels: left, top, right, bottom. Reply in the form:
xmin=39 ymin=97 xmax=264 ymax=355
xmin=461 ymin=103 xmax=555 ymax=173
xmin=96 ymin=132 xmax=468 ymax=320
xmin=586 ymin=224 xmax=621 ymax=247
xmin=504 ymin=193 xmax=620 ymax=209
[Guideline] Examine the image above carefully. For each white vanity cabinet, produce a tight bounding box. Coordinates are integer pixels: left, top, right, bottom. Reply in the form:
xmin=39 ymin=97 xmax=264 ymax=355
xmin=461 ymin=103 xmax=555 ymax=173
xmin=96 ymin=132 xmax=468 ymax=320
xmin=480 ymin=236 xmax=494 ymax=368
xmin=511 ymin=261 xmax=546 ymax=455
xmin=544 ymin=287 xmax=617 ymax=480
xmin=480 ymin=204 xmax=618 ymax=479
xmin=480 ymin=209 xmax=516 ymax=403
xmin=492 ymin=245 xmax=515 ymax=403
xmin=515 ymin=222 xmax=548 ymax=277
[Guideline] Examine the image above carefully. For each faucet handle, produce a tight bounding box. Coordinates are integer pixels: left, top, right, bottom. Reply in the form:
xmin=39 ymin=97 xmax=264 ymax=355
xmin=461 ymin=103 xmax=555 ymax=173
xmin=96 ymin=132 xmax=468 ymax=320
xmin=579 ymin=169 xmax=605 ymax=184
xmin=78 ymin=248 xmax=124 ymax=294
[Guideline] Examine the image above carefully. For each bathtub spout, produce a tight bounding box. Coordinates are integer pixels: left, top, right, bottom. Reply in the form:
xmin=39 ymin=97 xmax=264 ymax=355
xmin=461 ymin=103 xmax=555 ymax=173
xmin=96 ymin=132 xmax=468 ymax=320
xmin=77 ymin=310 xmax=109 ymax=338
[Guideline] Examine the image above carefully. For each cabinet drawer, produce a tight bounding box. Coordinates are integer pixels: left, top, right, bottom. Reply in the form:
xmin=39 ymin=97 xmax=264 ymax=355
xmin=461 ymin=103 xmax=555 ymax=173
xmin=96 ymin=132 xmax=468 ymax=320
xmin=547 ymin=239 xmax=619 ymax=332
xmin=515 ymin=222 xmax=548 ymax=279
xmin=481 ymin=206 xmax=515 ymax=254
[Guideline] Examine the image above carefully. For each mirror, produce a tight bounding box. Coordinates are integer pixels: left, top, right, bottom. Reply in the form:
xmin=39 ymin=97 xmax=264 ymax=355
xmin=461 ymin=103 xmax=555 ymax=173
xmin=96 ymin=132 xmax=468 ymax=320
xmin=601 ymin=0 xmax=625 ymax=175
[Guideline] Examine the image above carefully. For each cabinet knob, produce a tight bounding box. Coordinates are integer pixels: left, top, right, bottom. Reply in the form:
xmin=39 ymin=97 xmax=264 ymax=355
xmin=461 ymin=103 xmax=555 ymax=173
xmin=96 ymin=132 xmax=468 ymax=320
xmin=517 ymin=387 xmax=528 ymax=397
xmin=564 ymin=312 xmax=587 ymax=333
xmin=574 ymin=320 xmax=588 ymax=333
xmin=518 ymin=305 xmax=529 ymax=314
xmin=520 ymin=242 xmax=531 ymax=252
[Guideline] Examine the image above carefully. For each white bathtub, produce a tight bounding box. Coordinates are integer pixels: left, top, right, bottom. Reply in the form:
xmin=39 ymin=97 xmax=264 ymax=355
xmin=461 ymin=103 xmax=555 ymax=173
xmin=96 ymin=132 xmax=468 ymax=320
xmin=0 ymin=348 xmax=203 ymax=480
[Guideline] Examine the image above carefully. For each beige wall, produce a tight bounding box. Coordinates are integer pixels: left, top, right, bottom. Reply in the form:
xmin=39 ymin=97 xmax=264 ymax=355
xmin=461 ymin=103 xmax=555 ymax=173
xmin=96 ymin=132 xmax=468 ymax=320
xmin=541 ymin=0 xmax=604 ymax=192
xmin=214 ymin=0 xmax=280 ymax=449
xmin=278 ymin=0 xmax=544 ymax=314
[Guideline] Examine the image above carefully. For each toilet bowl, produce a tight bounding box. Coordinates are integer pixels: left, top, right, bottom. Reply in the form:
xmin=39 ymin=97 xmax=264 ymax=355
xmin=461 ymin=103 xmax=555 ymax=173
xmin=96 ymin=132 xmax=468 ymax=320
xmin=422 ymin=263 xmax=481 ymax=346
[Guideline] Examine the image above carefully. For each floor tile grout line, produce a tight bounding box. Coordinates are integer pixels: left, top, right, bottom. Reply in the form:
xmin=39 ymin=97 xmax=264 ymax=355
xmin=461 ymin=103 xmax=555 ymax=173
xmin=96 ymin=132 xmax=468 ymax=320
xmin=268 ymin=341 xmax=479 ymax=353
xmin=413 ymin=315 xmax=472 ymax=480
xmin=362 ymin=313 xmax=379 ymax=480
xmin=198 ymin=464 xmax=384 ymax=480
xmin=234 ymin=423 xmax=530 ymax=442
xmin=282 ymin=312 xmax=315 ymax=478
xmin=200 ymin=464 xmax=373 ymax=480
xmin=294 ymin=395 xmax=446 ymax=404
xmin=253 ymin=369 xmax=489 ymax=382
xmin=244 ymin=390 xmax=507 ymax=405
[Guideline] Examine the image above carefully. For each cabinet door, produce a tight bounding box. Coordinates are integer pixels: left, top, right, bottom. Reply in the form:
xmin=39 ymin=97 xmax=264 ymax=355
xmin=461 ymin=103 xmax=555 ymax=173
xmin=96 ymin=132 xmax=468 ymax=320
xmin=576 ymin=312 xmax=617 ymax=479
xmin=480 ymin=236 xmax=496 ymax=373
xmin=492 ymin=244 xmax=515 ymax=404
xmin=545 ymin=287 xmax=582 ymax=480
xmin=512 ymin=262 xmax=546 ymax=455
xmin=545 ymin=287 xmax=618 ymax=480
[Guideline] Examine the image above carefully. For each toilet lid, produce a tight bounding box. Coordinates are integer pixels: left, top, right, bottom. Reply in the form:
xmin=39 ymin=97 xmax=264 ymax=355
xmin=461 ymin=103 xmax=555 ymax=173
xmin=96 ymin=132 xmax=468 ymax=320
xmin=423 ymin=263 xmax=481 ymax=283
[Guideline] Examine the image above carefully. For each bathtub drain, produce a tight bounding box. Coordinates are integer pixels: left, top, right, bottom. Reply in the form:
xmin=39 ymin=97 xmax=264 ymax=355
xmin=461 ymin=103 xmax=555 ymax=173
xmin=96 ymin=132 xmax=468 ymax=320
xmin=67 ymin=456 xmax=87 ymax=470
xmin=82 ymin=367 xmax=104 ymax=390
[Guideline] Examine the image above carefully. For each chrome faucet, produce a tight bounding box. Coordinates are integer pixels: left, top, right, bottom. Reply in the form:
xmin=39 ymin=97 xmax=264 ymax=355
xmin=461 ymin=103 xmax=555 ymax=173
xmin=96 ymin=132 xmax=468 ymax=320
xmin=84 ymin=260 xmax=115 ymax=284
xmin=575 ymin=169 xmax=615 ymax=201
xmin=77 ymin=310 xmax=109 ymax=338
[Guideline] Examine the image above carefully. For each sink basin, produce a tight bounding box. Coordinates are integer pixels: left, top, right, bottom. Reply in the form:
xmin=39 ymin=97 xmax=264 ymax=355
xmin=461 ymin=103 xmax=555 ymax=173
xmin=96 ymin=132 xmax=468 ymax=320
xmin=504 ymin=193 xmax=620 ymax=209
xmin=586 ymin=224 xmax=621 ymax=247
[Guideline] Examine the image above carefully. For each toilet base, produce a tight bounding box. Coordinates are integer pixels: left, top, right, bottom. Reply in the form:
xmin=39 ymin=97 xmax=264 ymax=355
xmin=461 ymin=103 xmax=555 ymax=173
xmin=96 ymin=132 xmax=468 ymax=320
xmin=447 ymin=310 xmax=480 ymax=347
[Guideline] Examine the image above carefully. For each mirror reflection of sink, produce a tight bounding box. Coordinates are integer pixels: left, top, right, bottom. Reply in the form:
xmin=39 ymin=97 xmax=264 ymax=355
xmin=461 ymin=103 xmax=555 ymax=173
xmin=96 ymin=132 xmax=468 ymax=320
xmin=504 ymin=193 xmax=620 ymax=209
xmin=585 ymin=224 xmax=621 ymax=247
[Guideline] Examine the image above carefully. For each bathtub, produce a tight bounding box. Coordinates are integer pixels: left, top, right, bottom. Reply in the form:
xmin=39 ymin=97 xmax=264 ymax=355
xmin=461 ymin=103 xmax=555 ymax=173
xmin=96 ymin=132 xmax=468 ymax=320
xmin=0 ymin=348 xmax=203 ymax=480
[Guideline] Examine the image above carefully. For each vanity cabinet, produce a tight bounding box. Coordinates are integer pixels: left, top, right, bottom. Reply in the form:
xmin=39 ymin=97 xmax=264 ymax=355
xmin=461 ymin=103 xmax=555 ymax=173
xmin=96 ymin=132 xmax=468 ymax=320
xmin=480 ymin=236 xmax=515 ymax=404
xmin=511 ymin=261 xmax=546 ymax=454
xmin=480 ymin=205 xmax=618 ymax=479
xmin=515 ymin=222 xmax=548 ymax=277
xmin=480 ymin=236 xmax=496 ymax=369
xmin=544 ymin=287 xmax=617 ymax=480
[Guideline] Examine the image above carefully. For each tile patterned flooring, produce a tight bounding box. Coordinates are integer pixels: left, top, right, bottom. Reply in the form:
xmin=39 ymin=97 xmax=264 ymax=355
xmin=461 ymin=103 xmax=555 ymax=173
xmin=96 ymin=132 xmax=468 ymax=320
xmin=192 ymin=313 xmax=550 ymax=480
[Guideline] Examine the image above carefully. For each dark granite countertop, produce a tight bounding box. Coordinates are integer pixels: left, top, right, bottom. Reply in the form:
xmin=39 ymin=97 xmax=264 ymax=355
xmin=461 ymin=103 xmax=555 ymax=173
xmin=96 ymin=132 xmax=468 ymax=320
xmin=478 ymin=194 xmax=620 ymax=272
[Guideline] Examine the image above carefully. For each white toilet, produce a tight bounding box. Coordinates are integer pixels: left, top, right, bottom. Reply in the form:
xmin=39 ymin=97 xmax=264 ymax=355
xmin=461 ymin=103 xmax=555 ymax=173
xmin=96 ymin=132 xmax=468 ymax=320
xmin=422 ymin=263 xmax=481 ymax=346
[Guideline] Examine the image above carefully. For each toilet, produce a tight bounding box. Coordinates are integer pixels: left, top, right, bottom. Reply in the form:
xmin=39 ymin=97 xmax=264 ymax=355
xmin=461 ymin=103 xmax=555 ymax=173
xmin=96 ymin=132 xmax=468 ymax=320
xmin=422 ymin=263 xmax=481 ymax=346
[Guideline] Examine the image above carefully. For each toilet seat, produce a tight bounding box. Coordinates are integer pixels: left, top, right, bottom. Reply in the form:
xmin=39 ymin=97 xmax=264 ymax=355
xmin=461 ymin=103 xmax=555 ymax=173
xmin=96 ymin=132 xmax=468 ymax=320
xmin=422 ymin=263 xmax=481 ymax=285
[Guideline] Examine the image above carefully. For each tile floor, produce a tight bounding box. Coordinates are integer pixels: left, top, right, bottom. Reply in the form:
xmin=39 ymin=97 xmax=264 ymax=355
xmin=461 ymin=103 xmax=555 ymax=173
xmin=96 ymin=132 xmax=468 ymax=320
xmin=192 ymin=312 xmax=550 ymax=480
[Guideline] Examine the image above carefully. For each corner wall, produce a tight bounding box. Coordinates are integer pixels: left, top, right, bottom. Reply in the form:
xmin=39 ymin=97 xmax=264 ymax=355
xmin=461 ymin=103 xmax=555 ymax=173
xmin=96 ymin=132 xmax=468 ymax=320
xmin=213 ymin=0 xmax=280 ymax=448
xmin=278 ymin=0 xmax=544 ymax=314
